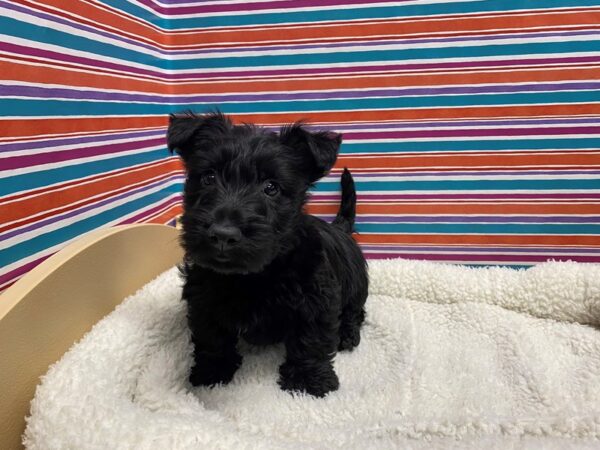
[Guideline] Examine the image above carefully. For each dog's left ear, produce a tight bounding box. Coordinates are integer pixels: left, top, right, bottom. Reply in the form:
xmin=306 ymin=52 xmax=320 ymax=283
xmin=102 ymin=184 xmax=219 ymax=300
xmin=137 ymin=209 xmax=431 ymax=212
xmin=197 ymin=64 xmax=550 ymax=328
xmin=280 ymin=123 xmax=342 ymax=183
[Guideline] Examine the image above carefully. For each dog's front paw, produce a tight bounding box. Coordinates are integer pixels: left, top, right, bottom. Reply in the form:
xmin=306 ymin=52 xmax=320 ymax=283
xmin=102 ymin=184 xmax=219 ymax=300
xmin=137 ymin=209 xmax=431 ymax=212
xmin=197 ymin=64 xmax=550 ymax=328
xmin=278 ymin=361 xmax=339 ymax=397
xmin=189 ymin=353 xmax=242 ymax=387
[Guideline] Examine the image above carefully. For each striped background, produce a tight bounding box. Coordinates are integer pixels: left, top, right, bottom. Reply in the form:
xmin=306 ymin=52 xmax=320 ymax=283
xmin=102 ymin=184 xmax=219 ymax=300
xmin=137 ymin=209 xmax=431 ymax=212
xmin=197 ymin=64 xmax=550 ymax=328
xmin=2 ymin=1 xmax=600 ymax=292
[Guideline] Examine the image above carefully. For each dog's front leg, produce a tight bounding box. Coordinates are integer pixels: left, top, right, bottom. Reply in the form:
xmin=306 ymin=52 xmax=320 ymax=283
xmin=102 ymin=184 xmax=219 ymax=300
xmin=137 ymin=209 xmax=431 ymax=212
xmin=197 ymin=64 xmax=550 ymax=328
xmin=188 ymin=315 xmax=241 ymax=387
xmin=278 ymin=312 xmax=340 ymax=397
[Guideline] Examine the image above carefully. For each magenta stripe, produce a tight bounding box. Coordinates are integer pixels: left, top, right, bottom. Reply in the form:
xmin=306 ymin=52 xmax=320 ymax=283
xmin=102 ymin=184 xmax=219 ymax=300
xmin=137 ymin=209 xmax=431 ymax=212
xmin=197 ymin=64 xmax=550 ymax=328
xmin=4 ymin=40 xmax=596 ymax=80
xmin=0 ymin=42 xmax=164 ymax=79
xmin=118 ymin=197 xmax=180 ymax=224
xmin=0 ymin=255 xmax=49 ymax=286
xmin=0 ymin=138 xmax=166 ymax=170
xmin=138 ymin=0 xmax=410 ymax=15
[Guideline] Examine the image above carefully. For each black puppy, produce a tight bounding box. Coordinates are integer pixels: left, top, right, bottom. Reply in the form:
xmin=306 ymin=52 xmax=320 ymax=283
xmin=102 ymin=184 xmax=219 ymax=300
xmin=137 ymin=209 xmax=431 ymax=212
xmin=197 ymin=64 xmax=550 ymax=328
xmin=168 ymin=111 xmax=368 ymax=397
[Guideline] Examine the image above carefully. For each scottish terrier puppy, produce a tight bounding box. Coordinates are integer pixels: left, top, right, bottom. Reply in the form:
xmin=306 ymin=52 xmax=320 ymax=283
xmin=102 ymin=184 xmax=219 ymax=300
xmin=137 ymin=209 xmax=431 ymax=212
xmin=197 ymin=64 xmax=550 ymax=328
xmin=168 ymin=112 xmax=368 ymax=397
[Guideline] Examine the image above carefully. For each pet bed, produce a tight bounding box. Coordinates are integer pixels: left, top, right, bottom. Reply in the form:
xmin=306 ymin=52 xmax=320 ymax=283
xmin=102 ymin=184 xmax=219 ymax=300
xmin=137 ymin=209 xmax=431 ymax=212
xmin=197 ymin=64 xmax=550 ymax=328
xmin=23 ymin=258 xmax=600 ymax=449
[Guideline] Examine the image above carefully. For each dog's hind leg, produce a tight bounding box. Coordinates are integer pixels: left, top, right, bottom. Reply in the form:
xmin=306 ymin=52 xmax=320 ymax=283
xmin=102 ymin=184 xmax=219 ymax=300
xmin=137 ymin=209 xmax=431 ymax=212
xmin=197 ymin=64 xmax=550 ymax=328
xmin=338 ymin=301 xmax=366 ymax=351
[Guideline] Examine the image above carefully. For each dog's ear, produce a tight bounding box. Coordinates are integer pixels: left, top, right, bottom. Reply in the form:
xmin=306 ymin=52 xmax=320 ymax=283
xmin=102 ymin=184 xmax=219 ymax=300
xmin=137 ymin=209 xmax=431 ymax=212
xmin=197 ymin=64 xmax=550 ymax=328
xmin=167 ymin=111 xmax=231 ymax=161
xmin=279 ymin=123 xmax=342 ymax=183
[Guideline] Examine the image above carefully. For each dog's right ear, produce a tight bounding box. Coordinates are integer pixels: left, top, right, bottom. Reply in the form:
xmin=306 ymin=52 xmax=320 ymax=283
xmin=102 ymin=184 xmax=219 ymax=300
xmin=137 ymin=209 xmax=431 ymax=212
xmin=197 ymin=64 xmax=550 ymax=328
xmin=167 ymin=111 xmax=231 ymax=161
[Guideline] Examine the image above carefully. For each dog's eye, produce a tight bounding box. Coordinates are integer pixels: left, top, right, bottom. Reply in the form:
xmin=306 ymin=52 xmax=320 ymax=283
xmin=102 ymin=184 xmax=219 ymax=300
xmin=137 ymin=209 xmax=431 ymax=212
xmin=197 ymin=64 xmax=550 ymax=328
xmin=201 ymin=171 xmax=216 ymax=186
xmin=263 ymin=181 xmax=279 ymax=196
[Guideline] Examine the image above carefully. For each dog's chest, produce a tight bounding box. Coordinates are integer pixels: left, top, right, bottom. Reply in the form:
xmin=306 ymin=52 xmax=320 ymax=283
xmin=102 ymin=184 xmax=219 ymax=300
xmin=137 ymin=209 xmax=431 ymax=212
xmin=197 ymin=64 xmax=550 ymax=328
xmin=213 ymin=275 xmax=305 ymax=328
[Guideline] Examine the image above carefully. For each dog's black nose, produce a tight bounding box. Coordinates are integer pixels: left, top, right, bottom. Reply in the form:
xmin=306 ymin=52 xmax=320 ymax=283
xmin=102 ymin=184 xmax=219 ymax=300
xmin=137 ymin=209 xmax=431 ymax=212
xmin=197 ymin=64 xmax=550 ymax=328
xmin=208 ymin=223 xmax=242 ymax=246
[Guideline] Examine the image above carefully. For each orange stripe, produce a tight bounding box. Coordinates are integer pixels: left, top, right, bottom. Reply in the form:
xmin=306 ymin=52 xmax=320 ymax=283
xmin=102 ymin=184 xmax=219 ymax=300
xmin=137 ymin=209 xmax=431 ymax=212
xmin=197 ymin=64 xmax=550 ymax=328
xmin=0 ymin=59 xmax=169 ymax=94
xmin=172 ymin=11 xmax=600 ymax=46
xmin=173 ymin=67 xmax=600 ymax=95
xmin=5 ymin=56 xmax=598 ymax=95
xmin=355 ymin=234 xmax=600 ymax=246
xmin=230 ymin=104 xmax=600 ymax=125
xmin=146 ymin=205 xmax=183 ymax=225
xmin=336 ymin=152 xmax=600 ymax=169
xmin=1 ymin=117 xmax=167 ymax=139
xmin=0 ymin=160 xmax=181 ymax=227
xmin=14 ymin=0 xmax=162 ymax=44
xmin=307 ymin=203 xmax=600 ymax=216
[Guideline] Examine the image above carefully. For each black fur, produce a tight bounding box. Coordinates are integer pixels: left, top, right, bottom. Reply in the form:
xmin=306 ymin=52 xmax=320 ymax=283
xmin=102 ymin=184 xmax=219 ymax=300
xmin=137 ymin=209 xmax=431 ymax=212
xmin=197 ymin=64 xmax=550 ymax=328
xmin=168 ymin=111 xmax=368 ymax=397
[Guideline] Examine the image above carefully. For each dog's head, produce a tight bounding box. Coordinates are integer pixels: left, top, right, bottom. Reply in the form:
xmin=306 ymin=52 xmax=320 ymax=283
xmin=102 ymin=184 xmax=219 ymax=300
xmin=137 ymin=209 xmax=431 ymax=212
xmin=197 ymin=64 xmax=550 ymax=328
xmin=168 ymin=111 xmax=341 ymax=274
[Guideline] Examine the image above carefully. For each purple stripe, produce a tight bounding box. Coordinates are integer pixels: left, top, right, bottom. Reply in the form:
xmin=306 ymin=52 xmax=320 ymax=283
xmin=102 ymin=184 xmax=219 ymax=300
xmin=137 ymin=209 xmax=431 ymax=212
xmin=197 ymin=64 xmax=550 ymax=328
xmin=0 ymin=138 xmax=166 ymax=171
xmin=342 ymin=126 xmax=600 ymax=140
xmin=362 ymin=252 xmax=600 ymax=264
xmin=326 ymin=171 xmax=600 ymax=178
xmin=359 ymin=245 xmax=600 ymax=254
xmin=0 ymin=129 xmax=164 ymax=153
xmin=0 ymin=256 xmax=49 ymax=286
xmin=3 ymin=39 xmax=597 ymax=80
xmin=310 ymin=193 xmax=600 ymax=200
xmin=317 ymin=215 xmax=600 ymax=223
xmin=6 ymin=82 xmax=600 ymax=104
xmin=137 ymin=0 xmax=408 ymax=15
xmin=0 ymin=42 xmax=165 ymax=79
xmin=0 ymin=178 xmax=183 ymax=242
xmin=272 ymin=117 xmax=600 ymax=131
xmin=118 ymin=197 xmax=181 ymax=224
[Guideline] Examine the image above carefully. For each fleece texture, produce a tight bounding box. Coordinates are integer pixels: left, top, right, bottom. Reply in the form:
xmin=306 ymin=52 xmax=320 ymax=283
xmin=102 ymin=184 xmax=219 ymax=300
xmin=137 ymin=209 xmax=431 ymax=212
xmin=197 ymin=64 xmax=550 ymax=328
xmin=24 ymin=260 xmax=600 ymax=449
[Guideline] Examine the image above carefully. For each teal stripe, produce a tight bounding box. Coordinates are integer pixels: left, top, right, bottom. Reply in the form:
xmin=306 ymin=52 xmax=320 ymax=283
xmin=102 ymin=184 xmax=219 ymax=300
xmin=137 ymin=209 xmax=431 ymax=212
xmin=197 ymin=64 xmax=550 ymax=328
xmin=0 ymin=149 xmax=172 ymax=197
xmin=355 ymin=223 xmax=600 ymax=234
xmin=99 ymin=0 xmax=600 ymax=29
xmin=0 ymin=186 xmax=181 ymax=267
xmin=0 ymin=16 xmax=161 ymax=69
xmin=4 ymin=90 xmax=600 ymax=116
xmin=169 ymin=40 xmax=600 ymax=70
xmin=5 ymin=12 xmax=600 ymax=70
xmin=313 ymin=178 xmax=600 ymax=191
xmin=341 ymin=138 xmax=600 ymax=153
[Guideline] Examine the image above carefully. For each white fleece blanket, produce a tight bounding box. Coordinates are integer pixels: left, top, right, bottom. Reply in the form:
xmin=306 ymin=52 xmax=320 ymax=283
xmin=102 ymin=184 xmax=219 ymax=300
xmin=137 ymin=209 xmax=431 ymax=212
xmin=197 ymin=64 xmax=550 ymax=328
xmin=24 ymin=260 xmax=600 ymax=449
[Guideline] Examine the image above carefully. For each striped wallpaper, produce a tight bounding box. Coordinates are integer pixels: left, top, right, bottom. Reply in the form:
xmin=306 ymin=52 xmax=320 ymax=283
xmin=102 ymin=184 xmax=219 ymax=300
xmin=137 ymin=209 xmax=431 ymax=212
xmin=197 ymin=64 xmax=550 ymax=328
xmin=2 ymin=1 xmax=600 ymax=292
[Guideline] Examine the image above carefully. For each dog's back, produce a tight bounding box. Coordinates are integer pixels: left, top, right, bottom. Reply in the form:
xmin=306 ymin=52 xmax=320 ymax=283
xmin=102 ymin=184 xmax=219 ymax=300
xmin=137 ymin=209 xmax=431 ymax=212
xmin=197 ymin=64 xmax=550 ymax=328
xmin=307 ymin=168 xmax=368 ymax=350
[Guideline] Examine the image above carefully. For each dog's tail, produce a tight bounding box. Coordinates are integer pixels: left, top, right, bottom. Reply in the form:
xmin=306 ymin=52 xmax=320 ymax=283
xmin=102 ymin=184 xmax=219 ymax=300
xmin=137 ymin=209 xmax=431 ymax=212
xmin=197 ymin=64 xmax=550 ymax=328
xmin=332 ymin=167 xmax=356 ymax=234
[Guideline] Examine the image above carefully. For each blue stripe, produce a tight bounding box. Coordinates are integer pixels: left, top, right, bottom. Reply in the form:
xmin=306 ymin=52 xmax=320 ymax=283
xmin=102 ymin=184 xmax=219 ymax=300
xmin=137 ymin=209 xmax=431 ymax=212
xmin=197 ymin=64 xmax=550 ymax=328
xmin=99 ymin=0 xmax=600 ymax=29
xmin=355 ymin=222 xmax=600 ymax=234
xmin=0 ymin=186 xmax=181 ymax=267
xmin=4 ymin=90 xmax=600 ymax=116
xmin=313 ymin=178 xmax=600 ymax=191
xmin=0 ymin=149 xmax=174 ymax=197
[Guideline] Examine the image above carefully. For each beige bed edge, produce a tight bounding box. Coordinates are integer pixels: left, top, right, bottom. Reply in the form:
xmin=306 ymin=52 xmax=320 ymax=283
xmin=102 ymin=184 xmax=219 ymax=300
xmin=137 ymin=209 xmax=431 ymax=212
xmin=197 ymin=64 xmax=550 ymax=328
xmin=0 ymin=224 xmax=184 ymax=449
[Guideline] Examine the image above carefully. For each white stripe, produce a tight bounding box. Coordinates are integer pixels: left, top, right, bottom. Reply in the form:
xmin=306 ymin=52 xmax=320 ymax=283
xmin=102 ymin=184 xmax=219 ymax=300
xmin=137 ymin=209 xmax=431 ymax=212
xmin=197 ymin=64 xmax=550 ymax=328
xmin=320 ymin=174 xmax=600 ymax=182
xmin=330 ymin=190 xmax=600 ymax=194
xmin=359 ymin=248 xmax=599 ymax=256
xmin=0 ymin=185 xmax=180 ymax=250
xmin=0 ymin=131 xmax=165 ymax=157
xmin=0 ymin=33 xmax=162 ymax=72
